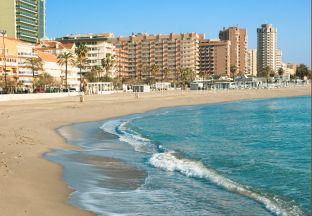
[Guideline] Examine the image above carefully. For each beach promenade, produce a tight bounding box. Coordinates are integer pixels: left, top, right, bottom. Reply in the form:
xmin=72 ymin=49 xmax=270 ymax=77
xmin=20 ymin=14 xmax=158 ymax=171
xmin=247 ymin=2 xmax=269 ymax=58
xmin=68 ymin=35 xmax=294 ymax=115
xmin=0 ymin=86 xmax=310 ymax=216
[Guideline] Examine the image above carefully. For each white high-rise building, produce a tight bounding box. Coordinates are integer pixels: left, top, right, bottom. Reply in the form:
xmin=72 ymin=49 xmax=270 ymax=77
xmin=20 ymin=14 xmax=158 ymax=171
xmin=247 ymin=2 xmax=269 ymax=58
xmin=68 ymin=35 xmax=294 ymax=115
xmin=247 ymin=49 xmax=257 ymax=76
xmin=275 ymin=48 xmax=282 ymax=72
xmin=257 ymin=24 xmax=277 ymax=75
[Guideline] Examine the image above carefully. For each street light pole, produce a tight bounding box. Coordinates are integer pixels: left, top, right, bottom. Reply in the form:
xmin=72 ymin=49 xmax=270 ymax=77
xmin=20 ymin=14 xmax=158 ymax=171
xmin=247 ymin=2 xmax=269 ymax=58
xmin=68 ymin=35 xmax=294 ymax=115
xmin=1 ymin=30 xmax=7 ymax=94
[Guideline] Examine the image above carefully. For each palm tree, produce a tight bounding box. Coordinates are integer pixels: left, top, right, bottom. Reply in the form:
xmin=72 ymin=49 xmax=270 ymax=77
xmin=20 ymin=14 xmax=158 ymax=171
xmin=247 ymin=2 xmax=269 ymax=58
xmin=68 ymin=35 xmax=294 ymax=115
xmin=199 ymin=70 xmax=207 ymax=90
xmin=150 ymin=64 xmax=159 ymax=83
xmin=24 ymin=57 xmax=43 ymax=91
xmin=35 ymin=72 xmax=55 ymax=90
xmin=75 ymin=44 xmax=89 ymax=91
xmin=136 ymin=64 xmax=143 ymax=81
xmin=142 ymin=65 xmax=150 ymax=82
xmin=101 ymin=53 xmax=115 ymax=80
xmin=57 ymin=52 xmax=75 ymax=90
xmin=278 ymin=67 xmax=284 ymax=77
xmin=75 ymin=43 xmax=88 ymax=58
xmin=261 ymin=66 xmax=272 ymax=87
xmin=85 ymin=66 xmax=101 ymax=82
xmin=163 ymin=67 xmax=170 ymax=82
xmin=91 ymin=65 xmax=102 ymax=82
xmin=230 ymin=64 xmax=237 ymax=80
xmin=180 ymin=68 xmax=193 ymax=89
xmin=295 ymin=64 xmax=309 ymax=80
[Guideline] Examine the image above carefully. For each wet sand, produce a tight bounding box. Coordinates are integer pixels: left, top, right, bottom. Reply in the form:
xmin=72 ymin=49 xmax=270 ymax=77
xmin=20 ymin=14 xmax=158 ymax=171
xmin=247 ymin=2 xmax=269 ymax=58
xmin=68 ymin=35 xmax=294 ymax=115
xmin=0 ymin=87 xmax=310 ymax=216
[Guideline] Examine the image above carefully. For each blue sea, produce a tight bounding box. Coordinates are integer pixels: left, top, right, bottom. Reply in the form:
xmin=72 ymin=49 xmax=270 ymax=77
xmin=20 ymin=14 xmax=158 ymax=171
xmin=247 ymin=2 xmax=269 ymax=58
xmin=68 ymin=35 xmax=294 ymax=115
xmin=45 ymin=95 xmax=311 ymax=216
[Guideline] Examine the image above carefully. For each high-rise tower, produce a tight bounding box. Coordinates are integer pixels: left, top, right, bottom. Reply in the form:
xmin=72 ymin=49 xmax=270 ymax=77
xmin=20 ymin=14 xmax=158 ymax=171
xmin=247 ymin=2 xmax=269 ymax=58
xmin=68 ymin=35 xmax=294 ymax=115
xmin=0 ymin=0 xmax=46 ymax=43
xmin=256 ymin=24 xmax=277 ymax=75
xmin=219 ymin=26 xmax=247 ymax=74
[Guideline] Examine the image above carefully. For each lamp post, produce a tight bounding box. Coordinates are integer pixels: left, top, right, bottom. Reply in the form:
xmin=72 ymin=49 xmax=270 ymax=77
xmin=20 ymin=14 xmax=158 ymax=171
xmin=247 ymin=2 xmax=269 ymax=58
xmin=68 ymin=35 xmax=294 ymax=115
xmin=1 ymin=30 xmax=7 ymax=94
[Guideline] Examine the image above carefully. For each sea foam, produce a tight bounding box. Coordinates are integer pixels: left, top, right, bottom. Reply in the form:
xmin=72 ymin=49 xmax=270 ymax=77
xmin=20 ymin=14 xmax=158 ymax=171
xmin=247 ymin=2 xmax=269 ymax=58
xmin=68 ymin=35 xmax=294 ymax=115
xmin=100 ymin=119 xmax=306 ymax=216
xmin=149 ymin=152 xmax=306 ymax=216
xmin=101 ymin=119 xmax=155 ymax=153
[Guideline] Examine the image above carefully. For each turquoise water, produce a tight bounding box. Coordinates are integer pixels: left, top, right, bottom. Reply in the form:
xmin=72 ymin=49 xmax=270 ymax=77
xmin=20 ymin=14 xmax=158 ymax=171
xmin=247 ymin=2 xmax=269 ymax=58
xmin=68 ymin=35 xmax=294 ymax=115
xmin=45 ymin=96 xmax=310 ymax=216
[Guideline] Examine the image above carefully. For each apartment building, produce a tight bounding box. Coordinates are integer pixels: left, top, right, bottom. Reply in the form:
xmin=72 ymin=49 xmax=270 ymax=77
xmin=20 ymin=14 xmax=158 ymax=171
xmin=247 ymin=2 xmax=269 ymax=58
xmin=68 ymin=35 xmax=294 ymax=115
xmin=246 ymin=49 xmax=257 ymax=76
xmin=114 ymin=47 xmax=128 ymax=79
xmin=36 ymin=50 xmax=61 ymax=79
xmin=199 ymin=39 xmax=231 ymax=76
xmin=0 ymin=37 xmax=19 ymax=81
xmin=275 ymin=48 xmax=282 ymax=72
xmin=35 ymin=40 xmax=76 ymax=56
xmin=219 ymin=26 xmax=247 ymax=74
xmin=0 ymin=0 xmax=46 ymax=43
xmin=257 ymin=24 xmax=277 ymax=75
xmin=111 ymin=32 xmax=204 ymax=81
xmin=16 ymin=39 xmax=37 ymax=86
xmin=56 ymin=33 xmax=117 ymax=76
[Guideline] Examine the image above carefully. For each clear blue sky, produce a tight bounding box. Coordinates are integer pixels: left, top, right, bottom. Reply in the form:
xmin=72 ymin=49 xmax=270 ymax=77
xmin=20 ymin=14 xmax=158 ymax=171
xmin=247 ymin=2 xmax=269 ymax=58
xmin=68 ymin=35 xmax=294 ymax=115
xmin=46 ymin=0 xmax=311 ymax=65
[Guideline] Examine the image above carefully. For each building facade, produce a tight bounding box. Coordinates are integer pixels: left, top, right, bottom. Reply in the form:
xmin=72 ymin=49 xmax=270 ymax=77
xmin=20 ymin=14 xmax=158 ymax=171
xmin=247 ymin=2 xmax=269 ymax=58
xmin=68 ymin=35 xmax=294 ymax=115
xmin=0 ymin=0 xmax=46 ymax=43
xmin=16 ymin=39 xmax=37 ymax=86
xmin=35 ymin=40 xmax=76 ymax=56
xmin=114 ymin=47 xmax=128 ymax=79
xmin=111 ymin=32 xmax=204 ymax=81
xmin=246 ymin=48 xmax=257 ymax=76
xmin=219 ymin=26 xmax=247 ymax=74
xmin=199 ymin=39 xmax=231 ymax=76
xmin=56 ymin=33 xmax=117 ymax=76
xmin=257 ymin=24 xmax=277 ymax=75
xmin=275 ymin=48 xmax=282 ymax=72
xmin=0 ymin=37 xmax=19 ymax=80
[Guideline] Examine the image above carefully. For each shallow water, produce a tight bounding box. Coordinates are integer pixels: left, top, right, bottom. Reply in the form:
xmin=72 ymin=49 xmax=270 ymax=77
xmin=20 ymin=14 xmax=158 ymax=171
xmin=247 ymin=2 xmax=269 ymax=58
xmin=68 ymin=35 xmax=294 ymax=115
xmin=45 ymin=95 xmax=310 ymax=216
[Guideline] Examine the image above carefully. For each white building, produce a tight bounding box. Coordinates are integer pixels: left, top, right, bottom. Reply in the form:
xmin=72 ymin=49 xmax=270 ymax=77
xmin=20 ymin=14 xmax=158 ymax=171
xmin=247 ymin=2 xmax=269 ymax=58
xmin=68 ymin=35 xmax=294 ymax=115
xmin=55 ymin=33 xmax=117 ymax=78
xmin=36 ymin=51 xmax=61 ymax=80
xmin=275 ymin=48 xmax=282 ymax=72
xmin=17 ymin=41 xmax=37 ymax=87
xmin=36 ymin=51 xmax=80 ymax=89
xmin=282 ymin=63 xmax=296 ymax=75
xmin=36 ymin=39 xmax=76 ymax=56
xmin=257 ymin=24 xmax=277 ymax=75
xmin=247 ymin=49 xmax=257 ymax=76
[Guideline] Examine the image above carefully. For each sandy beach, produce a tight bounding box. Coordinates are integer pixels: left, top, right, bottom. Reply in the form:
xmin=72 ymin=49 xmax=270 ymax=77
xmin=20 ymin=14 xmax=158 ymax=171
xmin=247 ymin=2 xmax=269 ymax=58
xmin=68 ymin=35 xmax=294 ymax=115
xmin=0 ymin=87 xmax=310 ymax=216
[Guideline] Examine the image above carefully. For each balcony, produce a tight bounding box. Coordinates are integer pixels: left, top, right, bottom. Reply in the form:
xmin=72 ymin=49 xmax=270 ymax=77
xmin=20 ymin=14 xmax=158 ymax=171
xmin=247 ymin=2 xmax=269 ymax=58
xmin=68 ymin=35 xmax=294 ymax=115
xmin=17 ymin=25 xmax=37 ymax=33
xmin=16 ymin=11 xmax=37 ymax=20
xmin=17 ymin=34 xmax=37 ymax=43
xmin=16 ymin=18 xmax=37 ymax=27
xmin=16 ymin=4 xmax=38 ymax=14
xmin=18 ymin=0 xmax=37 ymax=7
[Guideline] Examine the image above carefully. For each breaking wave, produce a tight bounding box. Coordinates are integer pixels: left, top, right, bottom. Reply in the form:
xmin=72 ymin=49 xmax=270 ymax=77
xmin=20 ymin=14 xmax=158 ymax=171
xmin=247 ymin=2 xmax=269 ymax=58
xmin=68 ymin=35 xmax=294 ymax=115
xmin=149 ymin=152 xmax=306 ymax=216
xmin=100 ymin=119 xmax=306 ymax=216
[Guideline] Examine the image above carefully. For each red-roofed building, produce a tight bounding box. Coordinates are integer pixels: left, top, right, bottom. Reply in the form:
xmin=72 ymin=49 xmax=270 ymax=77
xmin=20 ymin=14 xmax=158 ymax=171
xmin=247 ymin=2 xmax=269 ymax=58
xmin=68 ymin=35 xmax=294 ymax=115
xmin=35 ymin=40 xmax=76 ymax=56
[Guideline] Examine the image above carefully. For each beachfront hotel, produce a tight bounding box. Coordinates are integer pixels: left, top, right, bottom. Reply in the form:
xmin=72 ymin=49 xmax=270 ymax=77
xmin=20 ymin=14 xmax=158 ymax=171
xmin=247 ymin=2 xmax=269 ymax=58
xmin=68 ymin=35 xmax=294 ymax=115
xmin=256 ymin=23 xmax=277 ymax=74
xmin=219 ymin=26 xmax=247 ymax=74
xmin=57 ymin=32 xmax=204 ymax=81
xmin=110 ymin=33 xmax=204 ymax=81
xmin=199 ymin=39 xmax=231 ymax=76
xmin=56 ymin=33 xmax=119 ymax=77
xmin=0 ymin=0 xmax=46 ymax=43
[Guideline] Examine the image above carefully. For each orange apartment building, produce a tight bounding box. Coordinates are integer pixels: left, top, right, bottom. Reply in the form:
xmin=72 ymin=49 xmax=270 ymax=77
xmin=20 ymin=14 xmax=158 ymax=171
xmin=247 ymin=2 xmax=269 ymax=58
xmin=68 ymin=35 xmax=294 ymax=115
xmin=0 ymin=37 xmax=18 ymax=82
xmin=111 ymin=32 xmax=204 ymax=81
xmin=219 ymin=26 xmax=247 ymax=74
xmin=199 ymin=39 xmax=231 ymax=76
xmin=114 ymin=47 xmax=128 ymax=79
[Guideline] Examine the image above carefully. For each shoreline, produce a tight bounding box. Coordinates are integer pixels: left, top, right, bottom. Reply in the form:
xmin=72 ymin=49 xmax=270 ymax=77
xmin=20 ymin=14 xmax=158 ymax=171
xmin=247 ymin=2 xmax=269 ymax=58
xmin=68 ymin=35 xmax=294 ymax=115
xmin=0 ymin=87 xmax=310 ymax=216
